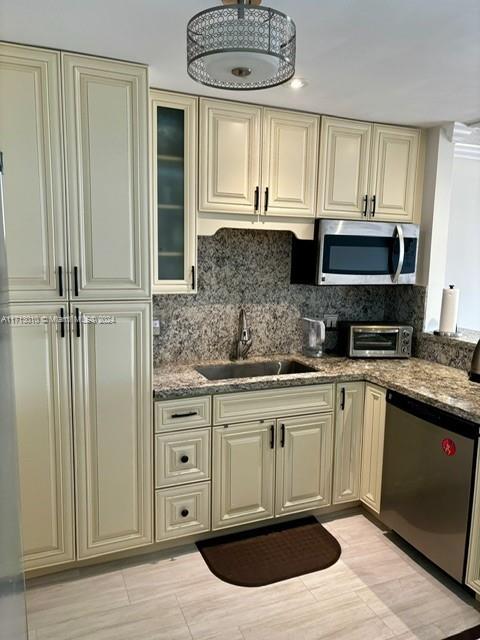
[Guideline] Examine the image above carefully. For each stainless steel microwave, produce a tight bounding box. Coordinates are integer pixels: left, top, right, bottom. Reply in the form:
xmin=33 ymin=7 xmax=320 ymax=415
xmin=291 ymin=220 xmax=419 ymax=285
xmin=339 ymin=322 xmax=414 ymax=358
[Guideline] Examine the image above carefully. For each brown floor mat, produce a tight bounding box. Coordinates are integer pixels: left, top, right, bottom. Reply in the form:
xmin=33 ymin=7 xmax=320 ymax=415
xmin=196 ymin=516 xmax=342 ymax=587
xmin=444 ymin=625 xmax=480 ymax=640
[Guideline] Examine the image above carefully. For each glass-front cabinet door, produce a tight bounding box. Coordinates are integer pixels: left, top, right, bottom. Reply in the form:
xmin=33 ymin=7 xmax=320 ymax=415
xmin=151 ymin=91 xmax=197 ymax=293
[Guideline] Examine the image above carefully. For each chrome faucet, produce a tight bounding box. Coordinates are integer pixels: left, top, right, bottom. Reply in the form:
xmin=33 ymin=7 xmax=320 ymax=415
xmin=236 ymin=309 xmax=252 ymax=360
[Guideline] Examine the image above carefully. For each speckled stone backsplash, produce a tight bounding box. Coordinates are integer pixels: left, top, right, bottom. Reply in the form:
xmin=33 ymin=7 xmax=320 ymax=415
xmin=415 ymin=332 xmax=478 ymax=370
xmin=153 ymin=229 xmax=427 ymax=365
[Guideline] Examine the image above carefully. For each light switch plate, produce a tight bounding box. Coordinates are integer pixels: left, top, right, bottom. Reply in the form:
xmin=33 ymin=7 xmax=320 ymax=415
xmin=152 ymin=319 xmax=161 ymax=336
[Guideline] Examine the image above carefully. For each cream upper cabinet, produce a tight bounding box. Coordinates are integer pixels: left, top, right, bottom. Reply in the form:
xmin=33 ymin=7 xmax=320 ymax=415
xmin=199 ymin=99 xmax=262 ymax=215
xmin=318 ymin=117 xmax=421 ymax=222
xmin=318 ymin=117 xmax=371 ymax=219
xmin=333 ymin=382 xmax=365 ymax=505
xmin=262 ymin=109 xmax=319 ymax=217
xmin=10 ymin=305 xmax=74 ymax=570
xmin=62 ymin=54 xmax=150 ymax=299
xmin=212 ymin=421 xmax=275 ymax=530
xmin=369 ymin=124 xmax=420 ymax=221
xmin=275 ymin=414 xmax=333 ymax=516
xmin=360 ymin=384 xmax=387 ymax=513
xmin=151 ymin=91 xmax=197 ymax=294
xmin=0 ymin=44 xmax=67 ymax=302
xmin=72 ymin=302 xmax=152 ymax=558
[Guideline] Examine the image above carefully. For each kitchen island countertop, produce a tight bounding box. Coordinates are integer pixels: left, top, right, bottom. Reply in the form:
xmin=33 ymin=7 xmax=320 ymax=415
xmin=153 ymin=355 xmax=480 ymax=424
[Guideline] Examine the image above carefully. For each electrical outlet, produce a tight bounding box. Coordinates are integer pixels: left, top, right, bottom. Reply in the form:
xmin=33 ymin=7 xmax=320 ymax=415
xmin=152 ymin=319 xmax=161 ymax=336
xmin=324 ymin=314 xmax=338 ymax=329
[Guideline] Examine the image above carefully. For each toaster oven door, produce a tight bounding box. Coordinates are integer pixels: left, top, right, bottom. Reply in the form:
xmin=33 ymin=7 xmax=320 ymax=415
xmin=350 ymin=327 xmax=400 ymax=357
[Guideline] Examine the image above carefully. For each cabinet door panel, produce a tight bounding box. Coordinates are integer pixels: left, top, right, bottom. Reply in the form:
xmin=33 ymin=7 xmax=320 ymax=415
xmin=276 ymin=414 xmax=333 ymax=516
xmin=318 ymin=117 xmax=371 ymax=218
xmin=262 ymin=109 xmax=319 ymax=217
xmin=73 ymin=302 xmax=152 ymax=558
xmin=212 ymin=422 xmax=275 ymax=530
xmin=0 ymin=44 xmax=66 ymax=301
xmin=10 ymin=304 xmax=74 ymax=569
xmin=151 ymin=91 xmax=197 ymax=293
xmin=360 ymin=384 xmax=386 ymax=513
xmin=63 ymin=54 xmax=149 ymax=298
xmin=333 ymin=383 xmax=365 ymax=504
xmin=369 ymin=125 xmax=419 ymax=221
xmin=199 ymin=99 xmax=261 ymax=214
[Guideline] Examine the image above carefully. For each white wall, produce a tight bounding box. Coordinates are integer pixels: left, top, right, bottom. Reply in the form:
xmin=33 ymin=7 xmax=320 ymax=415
xmin=418 ymin=127 xmax=455 ymax=331
xmin=445 ymin=155 xmax=480 ymax=329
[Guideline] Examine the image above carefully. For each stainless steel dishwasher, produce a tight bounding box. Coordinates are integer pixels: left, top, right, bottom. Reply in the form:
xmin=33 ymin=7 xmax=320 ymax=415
xmin=381 ymin=391 xmax=478 ymax=583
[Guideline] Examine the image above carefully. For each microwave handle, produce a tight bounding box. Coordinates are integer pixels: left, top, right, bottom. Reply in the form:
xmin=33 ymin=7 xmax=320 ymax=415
xmin=392 ymin=224 xmax=405 ymax=283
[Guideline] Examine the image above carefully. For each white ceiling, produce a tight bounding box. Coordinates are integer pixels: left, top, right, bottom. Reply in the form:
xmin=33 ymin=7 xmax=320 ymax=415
xmin=1 ymin=0 xmax=479 ymax=126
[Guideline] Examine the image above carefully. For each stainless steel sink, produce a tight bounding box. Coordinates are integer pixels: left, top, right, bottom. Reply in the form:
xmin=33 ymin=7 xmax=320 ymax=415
xmin=195 ymin=359 xmax=317 ymax=381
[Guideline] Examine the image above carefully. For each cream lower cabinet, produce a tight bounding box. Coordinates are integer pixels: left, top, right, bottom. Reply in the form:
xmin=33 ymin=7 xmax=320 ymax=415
xmin=333 ymin=383 xmax=365 ymax=504
xmin=360 ymin=384 xmax=387 ymax=513
xmin=0 ymin=44 xmax=67 ymax=302
xmin=276 ymin=414 xmax=333 ymax=516
xmin=212 ymin=421 xmax=276 ymax=530
xmin=10 ymin=304 xmax=74 ymax=570
xmin=213 ymin=412 xmax=334 ymax=530
xmin=466 ymin=448 xmax=480 ymax=595
xmin=72 ymin=302 xmax=152 ymax=559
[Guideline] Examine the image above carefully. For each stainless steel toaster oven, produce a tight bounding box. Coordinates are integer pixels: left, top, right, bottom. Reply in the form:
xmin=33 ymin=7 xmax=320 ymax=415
xmin=339 ymin=322 xmax=413 ymax=358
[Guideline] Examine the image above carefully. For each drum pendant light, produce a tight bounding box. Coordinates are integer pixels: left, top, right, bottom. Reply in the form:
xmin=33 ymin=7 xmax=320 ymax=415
xmin=187 ymin=0 xmax=296 ymax=90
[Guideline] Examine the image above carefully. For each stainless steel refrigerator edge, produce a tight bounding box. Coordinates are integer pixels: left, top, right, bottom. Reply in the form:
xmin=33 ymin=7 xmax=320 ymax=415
xmin=0 ymin=152 xmax=28 ymax=639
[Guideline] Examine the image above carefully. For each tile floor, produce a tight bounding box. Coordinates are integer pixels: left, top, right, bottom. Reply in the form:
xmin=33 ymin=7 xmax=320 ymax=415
xmin=26 ymin=509 xmax=480 ymax=640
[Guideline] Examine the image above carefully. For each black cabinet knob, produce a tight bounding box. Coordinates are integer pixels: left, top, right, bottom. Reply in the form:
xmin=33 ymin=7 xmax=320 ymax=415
xmin=180 ymin=509 xmax=189 ymax=518
xmin=180 ymin=455 xmax=189 ymax=464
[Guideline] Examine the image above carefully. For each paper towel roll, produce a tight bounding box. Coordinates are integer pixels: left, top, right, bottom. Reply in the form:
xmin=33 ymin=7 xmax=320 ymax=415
xmin=439 ymin=285 xmax=460 ymax=334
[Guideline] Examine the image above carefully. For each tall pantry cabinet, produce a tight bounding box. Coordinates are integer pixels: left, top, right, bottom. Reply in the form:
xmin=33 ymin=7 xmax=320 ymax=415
xmin=0 ymin=43 xmax=152 ymax=570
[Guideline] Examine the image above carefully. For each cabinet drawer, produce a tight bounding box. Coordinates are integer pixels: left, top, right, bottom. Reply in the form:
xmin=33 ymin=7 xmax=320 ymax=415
xmin=155 ymin=482 xmax=211 ymax=541
xmin=213 ymin=385 xmax=333 ymax=425
xmin=155 ymin=429 xmax=211 ymax=488
xmin=155 ymin=396 xmax=211 ymax=432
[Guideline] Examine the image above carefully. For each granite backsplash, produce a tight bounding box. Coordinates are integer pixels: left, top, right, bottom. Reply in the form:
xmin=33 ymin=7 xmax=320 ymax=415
xmin=153 ymin=228 xmax=427 ymax=365
xmin=415 ymin=332 xmax=478 ymax=371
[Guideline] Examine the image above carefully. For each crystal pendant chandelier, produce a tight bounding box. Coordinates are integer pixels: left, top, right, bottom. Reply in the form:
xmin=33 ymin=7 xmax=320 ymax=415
xmin=187 ymin=0 xmax=296 ymax=90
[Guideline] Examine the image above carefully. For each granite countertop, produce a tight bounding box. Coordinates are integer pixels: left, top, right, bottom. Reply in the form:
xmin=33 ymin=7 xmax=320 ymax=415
xmin=153 ymin=354 xmax=480 ymax=424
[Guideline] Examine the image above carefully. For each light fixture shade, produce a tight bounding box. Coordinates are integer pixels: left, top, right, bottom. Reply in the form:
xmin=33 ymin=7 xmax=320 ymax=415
xmin=187 ymin=3 xmax=296 ymax=90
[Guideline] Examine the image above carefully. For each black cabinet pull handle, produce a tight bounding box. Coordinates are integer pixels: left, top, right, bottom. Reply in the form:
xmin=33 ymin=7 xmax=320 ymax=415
xmin=73 ymin=266 xmax=79 ymax=296
xmin=371 ymin=195 xmax=376 ymax=217
xmin=254 ymin=186 xmax=259 ymax=212
xmin=171 ymin=411 xmax=198 ymax=419
xmin=191 ymin=265 xmax=196 ymax=290
xmin=363 ymin=195 xmax=368 ymax=217
xmin=75 ymin=307 xmax=81 ymax=338
xmin=264 ymin=187 xmax=269 ymax=213
xmin=280 ymin=423 xmax=285 ymax=448
xmin=180 ymin=509 xmax=189 ymax=518
xmin=59 ymin=308 xmax=65 ymax=338
xmin=180 ymin=455 xmax=189 ymax=464
xmin=270 ymin=424 xmax=275 ymax=449
xmin=340 ymin=387 xmax=346 ymax=411
xmin=58 ymin=266 xmax=64 ymax=297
